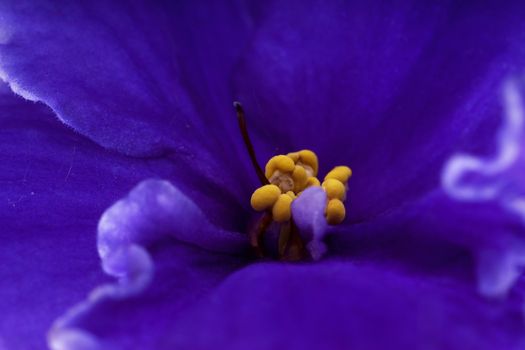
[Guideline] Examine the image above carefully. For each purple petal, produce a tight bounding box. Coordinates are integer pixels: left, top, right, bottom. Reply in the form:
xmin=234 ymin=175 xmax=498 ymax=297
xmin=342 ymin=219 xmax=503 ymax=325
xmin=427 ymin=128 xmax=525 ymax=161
xmin=439 ymin=78 xmax=525 ymax=297
xmin=98 ymin=178 xmax=248 ymax=261
xmin=443 ymin=80 xmax=524 ymax=203
xmin=328 ymin=80 xmax=525 ymax=299
xmin=0 ymin=1 xmax=263 ymax=202
xmin=234 ymin=0 xmax=525 ymax=220
xmin=50 ymin=244 xmax=246 ymax=350
xmin=3 ymin=1 xmax=254 ymax=226
xmin=49 ymin=178 xmax=249 ymax=348
xmin=0 ymin=84 xmax=174 ymax=349
xmin=172 ymin=262 xmax=525 ymax=349
xmin=58 ymin=259 xmax=525 ymax=349
xmin=330 ymin=193 xmax=523 ymax=295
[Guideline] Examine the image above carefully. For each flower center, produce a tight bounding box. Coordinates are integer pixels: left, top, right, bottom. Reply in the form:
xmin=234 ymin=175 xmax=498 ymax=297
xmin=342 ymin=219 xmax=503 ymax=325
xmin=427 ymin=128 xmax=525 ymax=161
xmin=234 ymin=102 xmax=351 ymax=260
xmin=268 ymin=171 xmax=294 ymax=192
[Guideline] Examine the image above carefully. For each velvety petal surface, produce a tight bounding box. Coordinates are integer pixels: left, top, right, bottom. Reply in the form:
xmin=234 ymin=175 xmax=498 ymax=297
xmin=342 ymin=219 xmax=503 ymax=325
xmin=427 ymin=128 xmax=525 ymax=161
xmin=0 ymin=84 xmax=189 ymax=349
xmin=234 ymin=0 xmax=525 ymax=221
xmin=172 ymin=261 xmax=525 ymax=350
xmin=329 ymin=80 xmax=525 ymax=298
xmin=49 ymin=152 xmax=525 ymax=349
xmin=49 ymin=179 xmax=249 ymax=349
xmin=4 ymin=1 xmax=525 ymax=349
xmin=50 ymin=257 xmax=525 ymax=350
xmin=3 ymin=1 xmax=524 ymax=226
xmin=231 ymin=1 xmax=525 ymax=299
xmin=0 ymin=0 xmax=262 ymax=207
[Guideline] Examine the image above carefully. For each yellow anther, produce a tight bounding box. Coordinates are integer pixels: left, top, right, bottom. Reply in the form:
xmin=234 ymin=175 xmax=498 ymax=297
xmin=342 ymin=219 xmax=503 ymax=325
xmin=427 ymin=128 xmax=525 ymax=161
xmin=265 ymin=155 xmax=295 ymax=179
xmin=324 ymin=166 xmax=352 ymax=184
xmin=253 ymin=151 xmax=350 ymax=228
xmin=322 ymin=178 xmax=346 ymax=200
xmin=250 ymin=184 xmax=281 ymax=211
xmin=292 ymin=165 xmax=308 ymax=193
xmin=326 ymin=199 xmax=346 ymax=225
xmin=298 ymin=150 xmax=318 ymax=176
xmin=288 ymin=149 xmax=319 ymax=177
xmin=306 ymin=177 xmax=321 ymax=188
xmin=285 ymin=191 xmax=297 ymax=199
xmin=272 ymin=193 xmax=293 ymax=222
xmin=286 ymin=152 xmax=300 ymax=163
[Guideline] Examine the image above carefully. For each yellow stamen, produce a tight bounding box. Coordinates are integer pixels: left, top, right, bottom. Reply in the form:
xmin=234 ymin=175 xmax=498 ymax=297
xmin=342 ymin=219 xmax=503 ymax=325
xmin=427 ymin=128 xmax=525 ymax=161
xmin=286 ymin=191 xmax=297 ymax=199
xmin=306 ymin=177 xmax=321 ymax=188
xmin=324 ymin=166 xmax=352 ymax=184
xmin=253 ymin=149 xmax=350 ymax=231
xmin=250 ymin=184 xmax=281 ymax=211
xmin=326 ymin=198 xmax=346 ymax=225
xmin=292 ymin=165 xmax=308 ymax=193
xmin=264 ymin=155 xmax=295 ymax=179
xmin=288 ymin=149 xmax=319 ymax=177
xmin=236 ymin=103 xmax=351 ymax=260
xmin=322 ymin=178 xmax=346 ymax=201
xmin=272 ymin=193 xmax=294 ymax=222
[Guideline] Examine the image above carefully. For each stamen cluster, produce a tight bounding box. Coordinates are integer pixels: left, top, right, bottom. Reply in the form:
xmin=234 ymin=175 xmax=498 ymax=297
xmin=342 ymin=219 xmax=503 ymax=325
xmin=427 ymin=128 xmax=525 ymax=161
xmin=250 ymin=150 xmax=351 ymax=225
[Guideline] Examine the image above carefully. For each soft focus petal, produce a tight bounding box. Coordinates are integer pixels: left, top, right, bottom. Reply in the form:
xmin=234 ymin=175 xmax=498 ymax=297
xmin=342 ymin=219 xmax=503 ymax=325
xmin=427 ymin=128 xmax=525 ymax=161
xmin=235 ymin=0 xmax=525 ymax=220
xmin=0 ymin=84 xmax=177 ymax=349
xmin=418 ymin=194 xmax=524 ymax=298
xmin=438 ymin=78 xmax=525 ymax=297
xmin=58 ymin=260 xmax=525 ymax=349
xmin=171 ymin=262 xmax=525 ymax=350
xmin=329 ymin=193 xmax=522 ymax=293
xmin=331 ymin=80 xmax=525 ymax=298
xmin=50 ymin=179 xmax=249 ymax=349
xmin=50 ymin=244 xmax=246 ymax=350
xmin=442 ymin=79 xmax=524 ymax=204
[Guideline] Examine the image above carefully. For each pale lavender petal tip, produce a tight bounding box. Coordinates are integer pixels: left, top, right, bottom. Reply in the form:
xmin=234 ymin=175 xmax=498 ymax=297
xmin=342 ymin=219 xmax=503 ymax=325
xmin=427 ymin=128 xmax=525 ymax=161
xmin=292 ymin=187 xmax=329 ymax=260
xmin=442 ymin=78 xmax=525 ymax=298
xmin=48 ymin=179 xmax=248 ymax=349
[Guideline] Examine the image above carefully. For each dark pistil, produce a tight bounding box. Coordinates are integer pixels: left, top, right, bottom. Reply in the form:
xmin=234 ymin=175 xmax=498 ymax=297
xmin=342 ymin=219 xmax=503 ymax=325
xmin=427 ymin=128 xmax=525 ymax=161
xmin=234 ymin=102 xmax=305 ymax=260
xmin=233 ymin=102 xmax=269 ymax=186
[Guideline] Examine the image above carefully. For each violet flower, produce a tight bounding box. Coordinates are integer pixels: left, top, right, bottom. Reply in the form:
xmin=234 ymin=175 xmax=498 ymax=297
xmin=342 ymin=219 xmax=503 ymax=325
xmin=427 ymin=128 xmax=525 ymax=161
xmin=1 ymin=1 xmax=525 ymax=349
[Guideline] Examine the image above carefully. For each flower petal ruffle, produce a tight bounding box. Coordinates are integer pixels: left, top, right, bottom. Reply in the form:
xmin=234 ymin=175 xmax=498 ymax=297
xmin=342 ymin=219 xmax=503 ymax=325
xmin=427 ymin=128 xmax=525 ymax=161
xmin=50 ymin=259 xmax=525 ymax=350
xmin=331 ymin=80 xmax=525 ymax=298
xmin=49 ymin=178 xmax=249 ymax=349
xmin=440 ymin=79 xmax=525 ymax=297
xmin=0 ymin=84 xmax=173 ymax=349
